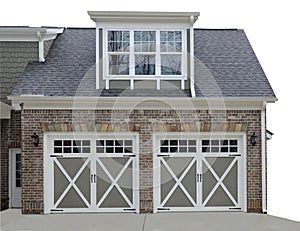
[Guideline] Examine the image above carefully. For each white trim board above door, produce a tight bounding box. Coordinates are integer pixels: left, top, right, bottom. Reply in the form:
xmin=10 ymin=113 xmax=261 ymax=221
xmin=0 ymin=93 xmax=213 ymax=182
xmin=153 ymin=133 xmax=246 ymax=212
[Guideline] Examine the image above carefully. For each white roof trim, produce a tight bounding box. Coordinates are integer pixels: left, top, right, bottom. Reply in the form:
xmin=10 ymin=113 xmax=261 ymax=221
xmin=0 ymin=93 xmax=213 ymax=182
xmin=0 ymin=27 xmax=64 ymax=42
xmin=8 ymin=95 xmax=277 ymax=110
xmin=88 ymin=11 xmax=199 ymax=26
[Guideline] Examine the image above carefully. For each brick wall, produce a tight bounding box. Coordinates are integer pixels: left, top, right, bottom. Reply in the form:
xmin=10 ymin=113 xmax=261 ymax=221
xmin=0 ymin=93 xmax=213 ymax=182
xmin=0 ymin=111 xmax=21 ymax=206
xmin=21 ymin=109 xmax=263 ymax=214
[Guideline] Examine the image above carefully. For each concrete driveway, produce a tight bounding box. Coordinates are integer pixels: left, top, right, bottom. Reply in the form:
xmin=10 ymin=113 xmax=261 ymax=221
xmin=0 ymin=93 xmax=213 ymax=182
xmin=1 ymin=209 xmax=299 ymax=231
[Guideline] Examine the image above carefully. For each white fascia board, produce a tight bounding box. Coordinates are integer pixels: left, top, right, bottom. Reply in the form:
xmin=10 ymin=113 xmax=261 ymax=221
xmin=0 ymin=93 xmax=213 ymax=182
xmin=88 ymin=11 xmax=199 ymax=27
xmin=8 ymin=95 xmax=277 ymax=110
xmin=88 ymin=11 xmax=199 ymax=22
xmin=0 ymin=102 xmax=12 ymax=119
xmin=0 ymin=27 xmax=63 ymax=42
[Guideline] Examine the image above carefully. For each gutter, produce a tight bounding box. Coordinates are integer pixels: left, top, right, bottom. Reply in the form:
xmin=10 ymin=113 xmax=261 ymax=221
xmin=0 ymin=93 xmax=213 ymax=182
xmin=261 ymin=101 xmax=267 ymax=213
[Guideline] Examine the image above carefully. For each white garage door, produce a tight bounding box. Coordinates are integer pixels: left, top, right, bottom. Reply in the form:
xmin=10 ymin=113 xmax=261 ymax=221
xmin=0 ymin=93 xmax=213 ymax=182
xmin=153 ymin=134 xmax=246 ymax=212
xmin=44 ymin=133 xmax=139 ymax=213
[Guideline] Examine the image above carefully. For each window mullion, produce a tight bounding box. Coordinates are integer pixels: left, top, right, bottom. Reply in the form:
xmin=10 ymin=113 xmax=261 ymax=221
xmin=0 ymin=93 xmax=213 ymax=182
xmin=129 ymin=30 xmax=134 ymax=76
xmin=156 ymin=30 xmax=161 ymax=76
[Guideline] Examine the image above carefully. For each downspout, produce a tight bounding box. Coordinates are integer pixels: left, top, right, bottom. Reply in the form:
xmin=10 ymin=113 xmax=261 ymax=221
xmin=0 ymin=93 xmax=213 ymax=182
xmin=190 ymin=15 xmax=196 ymax=98
xmin=37 ymin=31 xmax=45 ymax=62
xmin=261 ymin=101 xmax=267 ymax=213
xmin=96 ymin=27 xmax=100 ymax=89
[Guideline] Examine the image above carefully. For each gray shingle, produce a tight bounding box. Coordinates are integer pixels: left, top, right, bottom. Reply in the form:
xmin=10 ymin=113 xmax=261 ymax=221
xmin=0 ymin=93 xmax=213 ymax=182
xmin=11 ymin=28 xmax=276 ymax=99
xmin=194 ymin=29 xmax=276 ymax=98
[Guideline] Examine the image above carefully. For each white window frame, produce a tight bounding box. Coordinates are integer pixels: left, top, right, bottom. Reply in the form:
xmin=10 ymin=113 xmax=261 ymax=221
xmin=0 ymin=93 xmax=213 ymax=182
xmin=103 ymin=28 xmax=187 ymax=90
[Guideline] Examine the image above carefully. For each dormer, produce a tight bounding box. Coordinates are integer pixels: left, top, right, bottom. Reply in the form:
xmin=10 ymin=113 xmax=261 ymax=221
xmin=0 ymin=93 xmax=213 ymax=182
xmin=88 ymin=11 xmax=199 ymax=94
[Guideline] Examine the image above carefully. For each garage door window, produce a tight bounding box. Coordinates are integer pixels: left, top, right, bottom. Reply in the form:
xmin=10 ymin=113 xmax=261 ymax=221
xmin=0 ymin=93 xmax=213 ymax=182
xmin=96 ymin=140 xmax=133 ymax=154
xmin=53 ymin=140 xmax=91 ymax=154
xmin=160 ymin=139 xmax=197 ymax=153
xmin=201 ymin=139 xmax=238 ymax=153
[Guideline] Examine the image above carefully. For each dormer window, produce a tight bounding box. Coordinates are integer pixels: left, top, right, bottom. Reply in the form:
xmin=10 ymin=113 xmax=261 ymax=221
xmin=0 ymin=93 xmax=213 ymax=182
xmin=104 ymin=29 xmax=185 ymax=79
xmin=88 ymin=11 xmax=199 ymax=91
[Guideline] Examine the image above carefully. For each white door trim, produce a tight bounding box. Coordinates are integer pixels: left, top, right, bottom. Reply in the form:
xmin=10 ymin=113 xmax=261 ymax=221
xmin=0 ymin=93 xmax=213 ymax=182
xmin=9 ymin=148 xmax=22 ymax=208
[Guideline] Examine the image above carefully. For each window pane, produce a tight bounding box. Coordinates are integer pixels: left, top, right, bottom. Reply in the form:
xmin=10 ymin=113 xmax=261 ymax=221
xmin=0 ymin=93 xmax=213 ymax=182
xmin=109 ymin=55 xmax=129 ymax=75
xmin=134 ymin=31 xmax=156 ymax=52
xmin=135 ymin=55 xmax=155 ymax=75
xmin=108 ymin=31 xmax=130 ymax=52
xmin=160 ymin=31 xmax=182 ymax=52
xmin=161 ymin=55 xmax=181 ymax=75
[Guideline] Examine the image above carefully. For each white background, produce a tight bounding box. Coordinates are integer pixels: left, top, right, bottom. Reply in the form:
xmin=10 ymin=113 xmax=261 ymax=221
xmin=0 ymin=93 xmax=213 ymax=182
xmin=1 ymin=0 xmax=299 ymax=222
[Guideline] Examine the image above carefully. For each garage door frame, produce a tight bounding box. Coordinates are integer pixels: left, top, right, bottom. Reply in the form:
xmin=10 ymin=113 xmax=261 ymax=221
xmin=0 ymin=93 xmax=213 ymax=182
xmin=44 ymin=132 xmax=139 ymax=214
xmin=153 ymin=132 xmax=247 ymax=213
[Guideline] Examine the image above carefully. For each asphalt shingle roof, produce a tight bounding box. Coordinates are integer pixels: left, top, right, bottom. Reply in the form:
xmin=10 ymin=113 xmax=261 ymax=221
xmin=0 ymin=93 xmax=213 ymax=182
xmin=11 ymin=28 xmax=276 ymax=99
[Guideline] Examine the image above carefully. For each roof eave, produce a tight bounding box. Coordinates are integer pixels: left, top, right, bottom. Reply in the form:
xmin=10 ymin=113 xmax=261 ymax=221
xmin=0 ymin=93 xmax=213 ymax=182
xmin=87 ymin=11 xmax=199 ymax=24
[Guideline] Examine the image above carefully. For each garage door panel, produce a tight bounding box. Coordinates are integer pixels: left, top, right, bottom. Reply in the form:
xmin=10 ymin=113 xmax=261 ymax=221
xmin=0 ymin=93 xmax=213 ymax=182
xmin=58 ymin=186 xmax=88 ymax=208
xmin=99 ymin=186 xmax=130 ymax=208
xmin=100 ymin=158 xmax=129 ymax=179
xmin=205 ymin=157 xmax=234 ymax=178
xmin=205 ymin=186 xmax=235 ymax=207
xmin=164 ymin=157 xmax=193 ymax=178
xmin=165 ymin=186 xmax=194 ymax=207
xmin=118 ymin=162 xmax=133 ymax=203
xmin=160 ymin=156 xmax=197 ymax=208
xmin=223 ymin=162 xmax=238 ymax=202
xmin=96 ymin=162 xmax=112 ymax=203
xmin=202 ymin=163 xmax=218 ymax=203
xmin=75 ymin=164 xmax=91 ymax=203
xmin=57 ymin=158 xmax=88 ymax=179
xmin=54 ymin=158 xmax=91 ymax=209
xmin=181 ymin=161 xmax=196 ymax=203
xmin=54 ymin=163 xmax=69 ymax=203
xmin=161 ymin=164 xmax=176 ymax=204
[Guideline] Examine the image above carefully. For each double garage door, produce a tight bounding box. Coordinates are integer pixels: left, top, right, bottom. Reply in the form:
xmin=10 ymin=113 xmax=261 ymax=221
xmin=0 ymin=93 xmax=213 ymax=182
xmin=44 ymin=133 xmax=245 ymax=213
xmin=44 ymin=134 xmax=139 ymax=213
xmin=154 ymin=134 xmax=245 ymax=212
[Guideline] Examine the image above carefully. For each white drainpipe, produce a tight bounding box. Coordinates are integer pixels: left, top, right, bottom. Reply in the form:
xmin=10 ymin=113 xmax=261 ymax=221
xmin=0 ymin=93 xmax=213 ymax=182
xmin=261 ymin=101 xmax=267 ymax=213
xmin=190 ymin=15 xmax=196 ymax=98
xmin=96 ymin=27 xmax=100 ymax=89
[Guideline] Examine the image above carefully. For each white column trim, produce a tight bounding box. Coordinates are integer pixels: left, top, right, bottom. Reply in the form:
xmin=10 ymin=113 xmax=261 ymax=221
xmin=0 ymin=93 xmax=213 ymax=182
xmin=189 ymin=15 xmax=196 ymax=98
xmin=261 ymin=101 xmax=267 ymax=213
xmin=96 ymin=27 xmax=100 ymax=89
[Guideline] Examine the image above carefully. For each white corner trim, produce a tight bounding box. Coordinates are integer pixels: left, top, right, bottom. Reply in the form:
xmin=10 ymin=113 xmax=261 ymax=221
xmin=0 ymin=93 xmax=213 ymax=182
xmin=190 ymin=15 xmax=196 ymax=98
xmin=96 ymin=27 xmax=100 ymax=89
xmin=261 ymin=101 xmax=267 ymax=213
